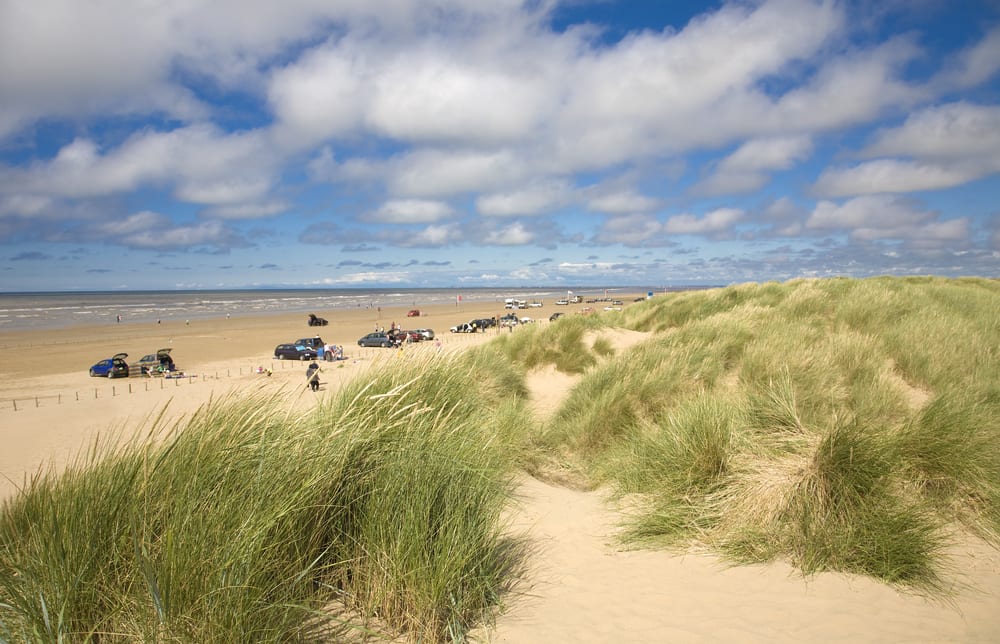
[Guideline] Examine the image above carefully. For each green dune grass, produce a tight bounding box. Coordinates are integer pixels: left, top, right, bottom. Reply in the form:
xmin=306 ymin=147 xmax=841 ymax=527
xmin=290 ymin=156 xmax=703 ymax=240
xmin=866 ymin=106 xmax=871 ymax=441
xmin=0 ymin=351 xmax=530 ymax=642
xmin=1 ymin=277 xmax=998 ymax=641
xmin=531 ymin=277 xmax=1000 ymax=592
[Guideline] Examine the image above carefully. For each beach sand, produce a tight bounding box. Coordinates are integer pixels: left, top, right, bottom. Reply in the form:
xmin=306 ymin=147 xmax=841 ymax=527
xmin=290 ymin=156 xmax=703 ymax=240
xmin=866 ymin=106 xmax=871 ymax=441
xmin=2 ymin=297 xmax=999 ymax=642
xmin=0 ymin=298 xmax=520 ymax=498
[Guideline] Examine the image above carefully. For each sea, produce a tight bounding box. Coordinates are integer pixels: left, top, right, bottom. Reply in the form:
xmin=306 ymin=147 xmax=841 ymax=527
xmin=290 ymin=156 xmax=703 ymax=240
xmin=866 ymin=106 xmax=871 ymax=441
xmin=0 ymin=287 xmax=670 ymax=332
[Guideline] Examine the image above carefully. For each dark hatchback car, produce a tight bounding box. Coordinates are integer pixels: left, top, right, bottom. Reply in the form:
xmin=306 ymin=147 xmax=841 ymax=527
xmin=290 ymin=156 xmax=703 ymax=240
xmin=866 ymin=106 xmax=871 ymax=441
xmin=90 ymin=352 xmax=130 ymax=378
xmin=274 ymin=343 xmax=317 ymax=360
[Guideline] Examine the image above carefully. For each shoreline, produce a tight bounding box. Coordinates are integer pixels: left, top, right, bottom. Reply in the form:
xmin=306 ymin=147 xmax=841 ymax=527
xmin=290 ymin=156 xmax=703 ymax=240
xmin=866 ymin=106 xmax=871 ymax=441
xmin=0 ymin=286 xmax=670 ymax=332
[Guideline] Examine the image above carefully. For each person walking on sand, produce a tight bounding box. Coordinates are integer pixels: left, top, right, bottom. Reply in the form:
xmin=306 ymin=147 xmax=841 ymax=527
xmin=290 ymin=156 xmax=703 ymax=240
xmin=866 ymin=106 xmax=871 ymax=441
xmin=306 ymin=361 xmax=321 ymax=391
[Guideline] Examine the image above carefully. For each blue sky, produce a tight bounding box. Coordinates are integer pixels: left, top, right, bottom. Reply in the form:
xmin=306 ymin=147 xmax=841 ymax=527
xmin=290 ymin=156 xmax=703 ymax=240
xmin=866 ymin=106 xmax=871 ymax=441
xmin=1 ymin=0 xmax=998 ymax=291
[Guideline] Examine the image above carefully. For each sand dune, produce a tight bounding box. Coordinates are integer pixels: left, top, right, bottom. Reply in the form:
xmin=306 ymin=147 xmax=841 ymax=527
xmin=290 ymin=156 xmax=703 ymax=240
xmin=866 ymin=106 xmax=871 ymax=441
xmin=2 ymin=299 xmax=999 ymax=642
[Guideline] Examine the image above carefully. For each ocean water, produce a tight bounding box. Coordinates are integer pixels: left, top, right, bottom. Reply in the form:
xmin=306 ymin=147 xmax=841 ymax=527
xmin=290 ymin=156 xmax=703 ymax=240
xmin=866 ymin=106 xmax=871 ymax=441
xmin=0 ymin=287 xmax=651 ymax=332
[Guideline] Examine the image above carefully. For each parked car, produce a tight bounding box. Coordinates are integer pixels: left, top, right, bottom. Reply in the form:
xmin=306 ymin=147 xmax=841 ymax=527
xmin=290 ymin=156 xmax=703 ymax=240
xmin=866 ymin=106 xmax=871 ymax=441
xmin=89 ymin=352 xmax=129 ymax=378
xmin=471 ymin=317 xmax=496 ymax=329
xmin=132 ymin=348 xmax=175 ymax=375
xmin=549 ymin=312 xmax=564 ymax=322
xmin=397 ymin=330 xmax=423 ymax=342
xmin=307 ymin=313 xmax=328 ymax=326
xmin=413 ymin=328 xmax=435 ymax=340
xmin=407 ymin=309 xmax=422 ymax=317
xmin=294 ymin=337 xmax=324 ymax=349
xmin=450 ymin=322 xmax=476 ymax=333
xmin=274 ymin=343 xmax=317 ymax=360
xmin=555 ymin=299 xmax=569 ymax=305
xmin=358 ymin=332 xmax=395 ymax=347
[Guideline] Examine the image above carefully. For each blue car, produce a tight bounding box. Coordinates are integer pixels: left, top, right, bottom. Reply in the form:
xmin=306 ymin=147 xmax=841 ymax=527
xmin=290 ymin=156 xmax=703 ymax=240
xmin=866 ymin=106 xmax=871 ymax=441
xmin=90 ymin=352 xmax=130 ymax=378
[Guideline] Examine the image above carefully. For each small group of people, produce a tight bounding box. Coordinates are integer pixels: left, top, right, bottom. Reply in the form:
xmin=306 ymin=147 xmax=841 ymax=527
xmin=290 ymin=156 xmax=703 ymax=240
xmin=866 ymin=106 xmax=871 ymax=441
xmin=317 ymin=342 xmax=344 ymax=361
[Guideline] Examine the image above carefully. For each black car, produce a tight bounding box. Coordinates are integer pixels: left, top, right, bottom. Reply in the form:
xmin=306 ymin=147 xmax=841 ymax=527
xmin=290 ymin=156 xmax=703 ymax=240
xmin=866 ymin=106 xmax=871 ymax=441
xmin=274 ymin=343 xmax=317 ymax=360
xmin=358 ymin=332 xmax=395 ymax=347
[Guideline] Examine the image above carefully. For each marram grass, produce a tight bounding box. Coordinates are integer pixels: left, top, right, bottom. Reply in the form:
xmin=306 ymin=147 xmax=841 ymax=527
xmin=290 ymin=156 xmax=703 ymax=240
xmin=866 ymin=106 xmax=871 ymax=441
xmin=0 ymin=351 xmax=530 ymax=642
xmin=544 ymin=277 xmax=1000 ymax=592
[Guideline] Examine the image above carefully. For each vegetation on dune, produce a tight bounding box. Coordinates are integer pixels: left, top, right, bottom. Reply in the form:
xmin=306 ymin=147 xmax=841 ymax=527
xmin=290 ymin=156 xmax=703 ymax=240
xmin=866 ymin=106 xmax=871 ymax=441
xmin=489 ymin=313 xmax=610 ymax=374
xmin=1 ymin=277 xmax=997 ymax=641
xmin=0 ymin=351 xmax=531 ymax=642
xmin=533 ymin=276 xmax=1000 ymax=591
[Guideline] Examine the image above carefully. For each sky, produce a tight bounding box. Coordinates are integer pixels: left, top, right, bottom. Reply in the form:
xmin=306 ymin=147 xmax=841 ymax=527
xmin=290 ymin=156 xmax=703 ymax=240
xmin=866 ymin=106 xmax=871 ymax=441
xmin=1 ymin=0 xmax=998 ymax=291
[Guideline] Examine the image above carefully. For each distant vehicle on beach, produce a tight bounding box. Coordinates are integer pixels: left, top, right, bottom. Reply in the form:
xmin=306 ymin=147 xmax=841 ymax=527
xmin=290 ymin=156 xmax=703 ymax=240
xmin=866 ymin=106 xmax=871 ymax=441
xmin=132 ymin=348 xmax=175 ymax=375
xmin=307 ymin=313 xmax=328 ymax=326
xmin=555 ymin=299 xmax=569 ymax=305
xmin=499 ymin=314 xmax=519 ymax=328
xmin=274 ymin=337 xmax=323 ymax=360
xmin=413 ymin=328 xmax=435 ymax=340
xmin=274 ymin=344 xmax=317 ymax=360
xmin=89 ymin=352 xmax=129 ymax=378
xmin=358 ymin=332 xmax=395 ymax=347
xmin=407 ymin=309 xmax=422 ymax=317
xmin=549 ymin=312 xmax=564 ymax=321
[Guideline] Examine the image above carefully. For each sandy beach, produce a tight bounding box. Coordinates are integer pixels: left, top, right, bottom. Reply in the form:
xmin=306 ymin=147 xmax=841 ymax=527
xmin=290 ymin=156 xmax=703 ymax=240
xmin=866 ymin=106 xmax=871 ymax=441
xmin=0 ymin=297 xmax=523 ymax=498
xmin=2 ymin=297 xmax=999 ymax=643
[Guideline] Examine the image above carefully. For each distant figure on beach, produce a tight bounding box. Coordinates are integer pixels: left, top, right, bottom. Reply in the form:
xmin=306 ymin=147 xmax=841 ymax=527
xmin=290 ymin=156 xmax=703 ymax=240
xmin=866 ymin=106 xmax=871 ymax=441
xmin=116 ymin=314 xmax=121 ymax=323
xmin=306 ymin=361 xmax=321 ymax=391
